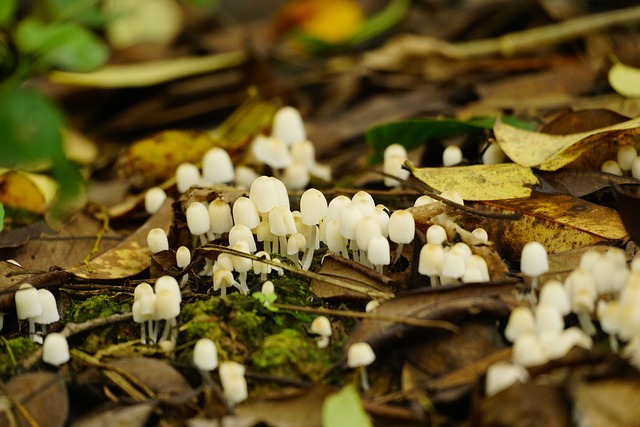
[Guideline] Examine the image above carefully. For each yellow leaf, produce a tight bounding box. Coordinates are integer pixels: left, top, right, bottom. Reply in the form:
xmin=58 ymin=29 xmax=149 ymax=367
xmin=608 ymin=61 xmax=640 ymax=98
xmin=0 ymin=169 xmax=58 ymax=214
xmin=48 ymin=52 xmax=245 ymax=88
xmin=408 ymin=163 xmax=538 ymax=201
xmin=494 ymin=116 xmax=640 ymax=171
xmin=455 ymin=192 xmax=628 ymax=260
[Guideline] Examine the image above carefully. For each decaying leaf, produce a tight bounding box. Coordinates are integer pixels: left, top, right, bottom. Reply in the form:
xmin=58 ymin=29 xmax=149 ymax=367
xmin=118 ymin=130 xmax=215 ymax=186
xmin=474 ymin=382 xmax=570 ymax=427
xmin=535 ymin=169 xmax=637 ymax=198
xmin=69 ymin=198 xmax=173 ymax=279
xmin=494 ymin=116 xmax=640 ymax=171
xmin=455 ymin=192 xmax=628 ymax=260
xmin=310 ymin=255 xmax=395 ymax=300
xmin=236 ymin=385 xmax=336 ymax=427
xmin=408 ymin=163 xmax=538 ymax=200
xmin=571 ymin=378 xmax=640 ymax=426
xmin=539 ymin=109 xmax=630 ymax=135
xmin=613 ymin=184 xmax=640 ymax=245
xmin=73 ymin=403 xmax=156 ymax=427
xmin=346 ymin=283 xmax=518 ymax=355
xmin=0 ymin=372 xmax=68 ymax=427
xmin=0 ymin=169 xmax=58 ymax=214
xmin=106 ymin=357 xmax=193 ymax=401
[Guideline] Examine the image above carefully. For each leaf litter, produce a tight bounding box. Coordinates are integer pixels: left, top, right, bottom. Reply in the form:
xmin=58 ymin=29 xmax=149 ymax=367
xmin=3 ymin=1 xmax=640 ymax=426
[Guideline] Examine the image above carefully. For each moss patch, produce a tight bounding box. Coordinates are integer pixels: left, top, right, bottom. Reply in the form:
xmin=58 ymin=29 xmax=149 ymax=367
xmin=67 ymin=294 xmax=122 ymax=323
xmin=0 ymin=337 xmax=38 ymax=379
xmin=251 ymin=328 xmax=332 ymax=382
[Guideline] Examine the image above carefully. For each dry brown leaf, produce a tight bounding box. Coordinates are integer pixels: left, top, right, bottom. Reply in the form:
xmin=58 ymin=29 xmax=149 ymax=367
xmin=539 ymin=109 xmax=630 ymax=135
xmin=346 ymin=283 xmax=518 ymax=355
xmin=310 ymin=255 xmax=395 ymax=300
xmin=72 ymin=403 xmax=156 ymax=427
xmin=475 ymin=382 xmax=570 ymax=427
xmin=106 ymin=357 xmax=193 ymax=401
xmin=235 ymin=385 xmax=337 ymax=427
xmin=69 ymin=198 xmax=173 ymax=279
xmin=494 ymin=116 xmax=640 ymax=171
xmin=571 ymin=379 xmax=640 ymax=427
xmin=0 ymin=372 xmax=68 ymax=427
xmin=455 ymin=192 xmax=628 ymax=260
xmin=535 ymin=169 xmax=637 ymax=198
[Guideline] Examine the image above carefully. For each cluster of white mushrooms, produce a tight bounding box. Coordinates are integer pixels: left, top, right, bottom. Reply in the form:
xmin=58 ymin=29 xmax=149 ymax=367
xmin=601 ymin=145 xmax=640 ymax=178
xmin=486 ymin=243 xmax=640 ymax=397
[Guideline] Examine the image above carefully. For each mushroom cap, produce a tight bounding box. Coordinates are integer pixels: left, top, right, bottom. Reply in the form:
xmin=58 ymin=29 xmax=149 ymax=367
xmin=155 ymin=276 xmax=181 ymax=302
xmin=418 ymin=243 xmax=444 ymax=277
xmin=485 ymin=361 xmax=529 ymax=397
xmin=367 ymin=235 xmax=390 ymax=266
xmin=186 ymin=202 xmax=211 ymax=236
xmin=134 ymin=282 xmax=154 ymax=301
xmin=338 ymin=203 xmax=363 ymax=240
xmin=202 ymin=147 xmax=234 ymax=184
xmin=269 ymin=206 xmax=296 ymax=237
xmin=388 ymin=210 xmax=415 ymax=244
xmin=383 ymin=143 xmax=407 ymax=160
xmin=15 ymin=284 xmax=42 ymax=320
xmin=144 ymin=187 xmax=167 ymax=214
xmin=42 ymin=333 xmax=70 ymax=366
xmin=355 ymin=216 xmax=382 ymax=252
xmin=504 ymin=306 xmax=535 ymax=343
xmin=282 ymin=162 xmax=310 ymax=191
xmin=34 ymin=289 xmax=59 ymax=325
xmin=272 ymin=106 xmax=306 ymax=146
xmin=175 ymin=162 xmax=201 ymax=193
xmin=176 ymin=246 xmax=191 ymax=269
xmin=147 ymin=228 xmax=169 ymax=254
xmin=261 ymin=280 xmax=275 ymax=295
xmin=300 ymin=188 xmax=328 ymax=226
xmin=539 ymin=280 xmax=571 ymax=316
xmin=213 ymin=268 xmax=238 ymax=292
xmin=252 ymin=135 xmax=292 ymax=169
xmin=155 ymin=289 xmax=180 ymax=320
xmin=209 ymin=198 xmax=234 ymax=234
xmin=230 ymin=240 xmax=253 ymax=273
xmin=287 ymin=233 xmax=307 ymax=255
xmin=310 ymin=316 xmax=332 ymax=337
xmin=512 ymin=333 xmax=548 ymax=367
xmin=232 ymin=197 xmax=260 ymax=230
xmin=290 ymin=140 xmax=316 ymax=169
xmin=442 ymin=145 xmax=463 ymax=167
xmin=534 ymin=302 xmax=565 ymax=335
xmin=441 ymin=250 xmax=466 ymax=280
xmin=229 ymin=224 xmax=256 ymax=252
xmin=347 ymin=342 xmax=376 ymax=368
xmin=193 ymin=338 xmax=218 ymax=372
xmin=426 ymin=224 xmax=447 ymax=245
xmin=520 ymin=241 xmax=549 ymax=277
xmin=383 ymin=155 xmax=410 ymax=187
xmin=219 ymin=361 xmax=248 ymax=405
xmin=440 ymin=189 xmax=464 ymax=205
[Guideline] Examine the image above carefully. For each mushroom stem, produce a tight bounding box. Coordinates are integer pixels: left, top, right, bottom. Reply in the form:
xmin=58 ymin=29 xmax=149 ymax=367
xmin=429 ymin=275 xmax=440 ymax=287
xmin=577 ymin=311 xmax=597 ymax=336
xmin=358 ymin=366 xmax=370 ymax=391
xmin=394 ymin=243 xmax=405 ymax=263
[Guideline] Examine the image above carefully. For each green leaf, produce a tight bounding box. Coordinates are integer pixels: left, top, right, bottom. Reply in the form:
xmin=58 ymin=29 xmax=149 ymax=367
xmin=0 ymin=0 xmax=18 ymax=28
xmin=322 ymin=384 xmax=373 ymax=427
xmin=0 ymin=203 xmax=4 ymax=233
xmin=45 ymin=0 xmax=106 ymax=27
xmin=16 ymin=18 xmax=108 ymax=72
xmin=365 ymin=115 xmax=535 ymax=165
xmin=0 ymin=84 xmax=84 ymax=223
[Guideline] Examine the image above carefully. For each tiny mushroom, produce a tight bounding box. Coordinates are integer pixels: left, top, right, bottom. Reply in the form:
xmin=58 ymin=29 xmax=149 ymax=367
xmin=219 ymin=361 xmax=248 ymax=406
xmin=347 ymin=342 xmax=376 ymax=391
xmin=144 ymin=187 xmax=167 ymax=214
xmin=193 ymin=338 xmax=218 ymax=372
xmin=520 ymin=241 xmax=549 ymax=291
xmin=310 ymin=316 xmax=332 ymax=348
xmin=42 ymin=333 xmax=70 ymax=367
xmin=15 ymin=283 xmax=42 ymax=342
xmin=147 ymin=228 xmax=169 ymax=254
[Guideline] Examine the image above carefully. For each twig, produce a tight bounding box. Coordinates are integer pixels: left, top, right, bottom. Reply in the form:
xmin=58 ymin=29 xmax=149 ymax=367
xmin=272 ymin=302 xmax=460 ymax=333
xmin=82 ymin=205 xmax=110 ymax=273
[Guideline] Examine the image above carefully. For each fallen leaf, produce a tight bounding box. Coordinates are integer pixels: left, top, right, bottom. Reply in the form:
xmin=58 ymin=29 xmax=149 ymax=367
xmin=494 ymin=116 xmax=640 ymax=171
xmin=0 ymin=372 xmax=68 ymax=427
xmin=49 ymin=52 xmax=246 ymax=88
xmin=456 ymin=192 xmax=628 ymax=260
xmin=322 ymin=384 xmax=373 ymax=427
xmin=539 ymin=109 xmax=630 ymax=135
xmin=535 ymin=169 xmax=637 ymax=198
xmin=608 ymin=60 xmax=640 ymax=98
xmin=570 ymin=379 xmax=640 ymax=427
xmin=346 ymin=283 xmax=517 ymax=355
xmin=613 ymin=183 xmax=640 ymax=245
xmin=72 ymin=403 xmax=155 ymax=427
xmin=119 ymin=130 xmax=215 ymax=186
xmin=474 ymin=382 xmax=570 ymax=427
xmin=69 ymin=198 xmax=173 ymax=279
xmin=236 ymin=385 xmax=336 ymax=427
xmin=106 ymin=357 xmax=193 ymax=401
xmin=310 ymin=255 xmax=395 ymax=301
xmin=0 ymin=169 xmax=58 ymax=214
xmin=408 ymin=163 xmax=538 ymax=200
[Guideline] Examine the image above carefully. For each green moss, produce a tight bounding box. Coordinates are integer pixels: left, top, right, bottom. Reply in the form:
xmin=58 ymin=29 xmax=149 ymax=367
xmin=251 ymin=328 xmax=332 ymax=382
xmin=0 ymin=337 xmax=38 ymax=379
xmin=67 ymin=294 xmax=122 ymax=323
xmin=229 ymin=310 xmax=265 ymax=348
